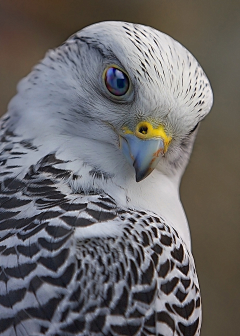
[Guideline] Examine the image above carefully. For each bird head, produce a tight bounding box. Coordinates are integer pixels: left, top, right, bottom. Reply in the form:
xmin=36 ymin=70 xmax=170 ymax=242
xmin=10 ymin=21 xmax=213 ymax=183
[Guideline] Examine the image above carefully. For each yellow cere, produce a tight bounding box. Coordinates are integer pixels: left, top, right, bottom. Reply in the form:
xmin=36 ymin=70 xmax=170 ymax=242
xmin=122 ymin=121 xmax=172 ymax=152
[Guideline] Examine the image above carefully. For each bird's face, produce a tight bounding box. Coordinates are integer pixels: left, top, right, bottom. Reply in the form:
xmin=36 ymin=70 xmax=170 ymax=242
xmin=19 ymin=22 xmax=213 ymax=182
xmin=62 ymin=22 xmax=212 ymax=181
xmin=99 ymin=64 xmax=173 ymax=181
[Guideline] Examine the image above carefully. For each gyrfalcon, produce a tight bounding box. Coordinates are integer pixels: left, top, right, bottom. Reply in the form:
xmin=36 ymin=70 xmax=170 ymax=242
xmin=0 ymin=21 xmax=213 ymax=336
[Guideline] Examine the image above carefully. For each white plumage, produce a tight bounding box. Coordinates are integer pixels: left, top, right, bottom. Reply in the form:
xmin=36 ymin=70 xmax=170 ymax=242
xmin=0 ymin=21 xmax=213 ymax=336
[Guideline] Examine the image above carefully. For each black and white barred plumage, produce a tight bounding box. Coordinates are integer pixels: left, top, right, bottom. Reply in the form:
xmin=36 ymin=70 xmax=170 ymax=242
xmin=0 ymin=22 xmax=213 ymax=335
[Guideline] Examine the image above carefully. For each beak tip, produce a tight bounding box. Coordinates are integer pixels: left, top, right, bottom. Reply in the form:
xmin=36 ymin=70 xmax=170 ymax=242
xmin=135 ymin=175 xmax=141 ymax=183
xmin=135 ymin=168 xmax=144 ymax=182
xmin=135 ymin=168 xmax=152 ymax=182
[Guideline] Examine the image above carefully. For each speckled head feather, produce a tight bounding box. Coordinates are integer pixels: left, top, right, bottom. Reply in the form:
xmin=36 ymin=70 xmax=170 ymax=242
xmin=0 ymin=21 xmax=213 ymax=336
xmin=10 ymin=22 xmax=213 ymax=131
xmin=72 ymin=22 xmax=213 ymax=127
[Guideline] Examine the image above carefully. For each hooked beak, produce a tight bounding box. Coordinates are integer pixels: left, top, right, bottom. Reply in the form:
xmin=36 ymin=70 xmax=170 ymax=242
xmin=119 ymin=121 xmax=172 ymax=182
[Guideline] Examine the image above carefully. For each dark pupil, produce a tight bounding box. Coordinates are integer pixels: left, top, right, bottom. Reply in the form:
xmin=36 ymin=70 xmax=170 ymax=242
xmin=105 ymin=67 xmax=129 ymax=96
xmin=117 ymin=78 xmax=124 ymax=88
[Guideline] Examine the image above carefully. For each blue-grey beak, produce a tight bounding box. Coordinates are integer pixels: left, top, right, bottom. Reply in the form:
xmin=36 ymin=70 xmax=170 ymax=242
xmin=120 ymin=133 xmax=165 ymax=182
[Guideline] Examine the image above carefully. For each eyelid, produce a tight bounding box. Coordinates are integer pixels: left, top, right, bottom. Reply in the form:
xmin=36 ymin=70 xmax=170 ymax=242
xmin=103 ymin=64 xmax=129 ymax=80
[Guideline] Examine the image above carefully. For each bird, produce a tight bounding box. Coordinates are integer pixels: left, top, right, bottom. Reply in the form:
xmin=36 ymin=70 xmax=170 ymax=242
xmin=0 ymin=21 xmax=213 ymax=336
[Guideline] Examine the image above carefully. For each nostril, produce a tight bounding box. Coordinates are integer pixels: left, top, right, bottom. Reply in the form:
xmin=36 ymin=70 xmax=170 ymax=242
xmin=139 ymin=126 xmax=148 ymax=134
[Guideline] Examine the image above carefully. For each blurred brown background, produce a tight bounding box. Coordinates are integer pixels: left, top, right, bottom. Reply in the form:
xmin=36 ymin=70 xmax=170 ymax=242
xmin=0 ymin=1 xmax=239 ymax=335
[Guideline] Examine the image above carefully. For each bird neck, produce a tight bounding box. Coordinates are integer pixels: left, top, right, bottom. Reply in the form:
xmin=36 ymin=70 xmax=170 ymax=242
xmin=112 ymin=172 xmax=191 ymax=249
xmin=66 ymin=156 xmax=191 ymax=250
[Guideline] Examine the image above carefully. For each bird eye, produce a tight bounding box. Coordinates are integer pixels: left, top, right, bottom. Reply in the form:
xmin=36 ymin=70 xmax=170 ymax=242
xmin=104 ymin=66 xmax=130 ymax=96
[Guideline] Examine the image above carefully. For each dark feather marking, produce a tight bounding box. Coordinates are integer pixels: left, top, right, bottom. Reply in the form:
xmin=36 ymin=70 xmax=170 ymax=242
xmin=173 ymin=299 xmax=195 ymax=319
xmin=161 ymin=277 xmax=179 ymax=295
xmin=0 ymin=287 xmax=26 ymax=308
xmin=178 ymin=318 xmax=199 ymax=336
xmin=157 ymin=311 xmax=175 ymax=331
